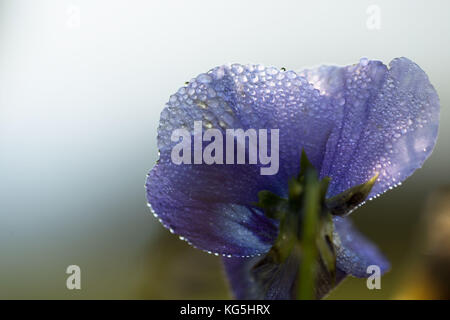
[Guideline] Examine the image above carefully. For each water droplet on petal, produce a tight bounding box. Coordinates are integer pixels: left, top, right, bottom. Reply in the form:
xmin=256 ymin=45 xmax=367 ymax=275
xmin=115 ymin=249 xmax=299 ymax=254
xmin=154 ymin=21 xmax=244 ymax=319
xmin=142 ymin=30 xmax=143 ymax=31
xmin=197 ymin=73 xmax=212 ymax=84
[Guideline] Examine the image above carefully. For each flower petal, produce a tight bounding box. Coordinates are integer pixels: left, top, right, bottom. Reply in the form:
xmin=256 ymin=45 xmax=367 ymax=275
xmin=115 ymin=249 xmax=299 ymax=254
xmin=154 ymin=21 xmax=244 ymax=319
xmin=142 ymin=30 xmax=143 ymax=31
xmin=146 ymin=163 xmax=278 ymax=256
xmin=222 ymin=254 xmax=347 ymax=299
xmin=222 ymin=254 xmax=299 ymax=299
xmin=302 ymin=58 xmax=440 ymax=198
xmin=223 ymin=216 xmax=387 ymax=299
xmin=156 ymin=64 xmax=336 ymax=190
xmin=147 ymin=64 xmax=338 ymax=255
xmin=333 ymin=216 xmax=390 ymax=277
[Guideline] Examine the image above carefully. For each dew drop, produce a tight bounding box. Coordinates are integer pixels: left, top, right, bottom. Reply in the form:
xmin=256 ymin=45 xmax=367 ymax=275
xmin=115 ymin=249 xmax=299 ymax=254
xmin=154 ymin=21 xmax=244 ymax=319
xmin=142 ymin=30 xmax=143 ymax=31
xmin=203 ymin=120 xmax=213 ymax=129
xmin=359 ymin=57 xmax=369 ymax=66
xmin=197 ymin=73 xmax=212 ymax=84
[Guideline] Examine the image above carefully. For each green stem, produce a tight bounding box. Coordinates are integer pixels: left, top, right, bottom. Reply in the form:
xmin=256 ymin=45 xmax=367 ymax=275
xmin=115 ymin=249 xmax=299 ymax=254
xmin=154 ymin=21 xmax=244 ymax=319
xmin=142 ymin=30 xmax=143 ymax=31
xmin=297 ymin=169 xmax=320 ymax=300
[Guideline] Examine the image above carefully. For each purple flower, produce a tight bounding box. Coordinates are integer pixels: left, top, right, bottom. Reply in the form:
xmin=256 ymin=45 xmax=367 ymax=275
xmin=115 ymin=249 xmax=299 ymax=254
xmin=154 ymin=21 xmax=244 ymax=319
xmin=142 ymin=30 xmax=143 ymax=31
xmin=146 ymin=58 xmax=439 ymax=299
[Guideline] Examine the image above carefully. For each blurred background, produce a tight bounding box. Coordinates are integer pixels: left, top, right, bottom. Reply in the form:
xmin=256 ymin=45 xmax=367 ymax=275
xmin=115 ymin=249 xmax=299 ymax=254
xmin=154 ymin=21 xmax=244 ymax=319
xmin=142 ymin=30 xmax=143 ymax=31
xmin=0 ymin=0 xmax=449 ymax=299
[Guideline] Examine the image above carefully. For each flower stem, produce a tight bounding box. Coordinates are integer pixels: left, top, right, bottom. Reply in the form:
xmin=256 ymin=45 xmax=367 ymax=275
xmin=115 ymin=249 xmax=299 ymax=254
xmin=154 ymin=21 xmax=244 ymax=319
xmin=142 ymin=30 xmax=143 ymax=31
xmin=297 ymin=169 xmax=320 ymax=300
